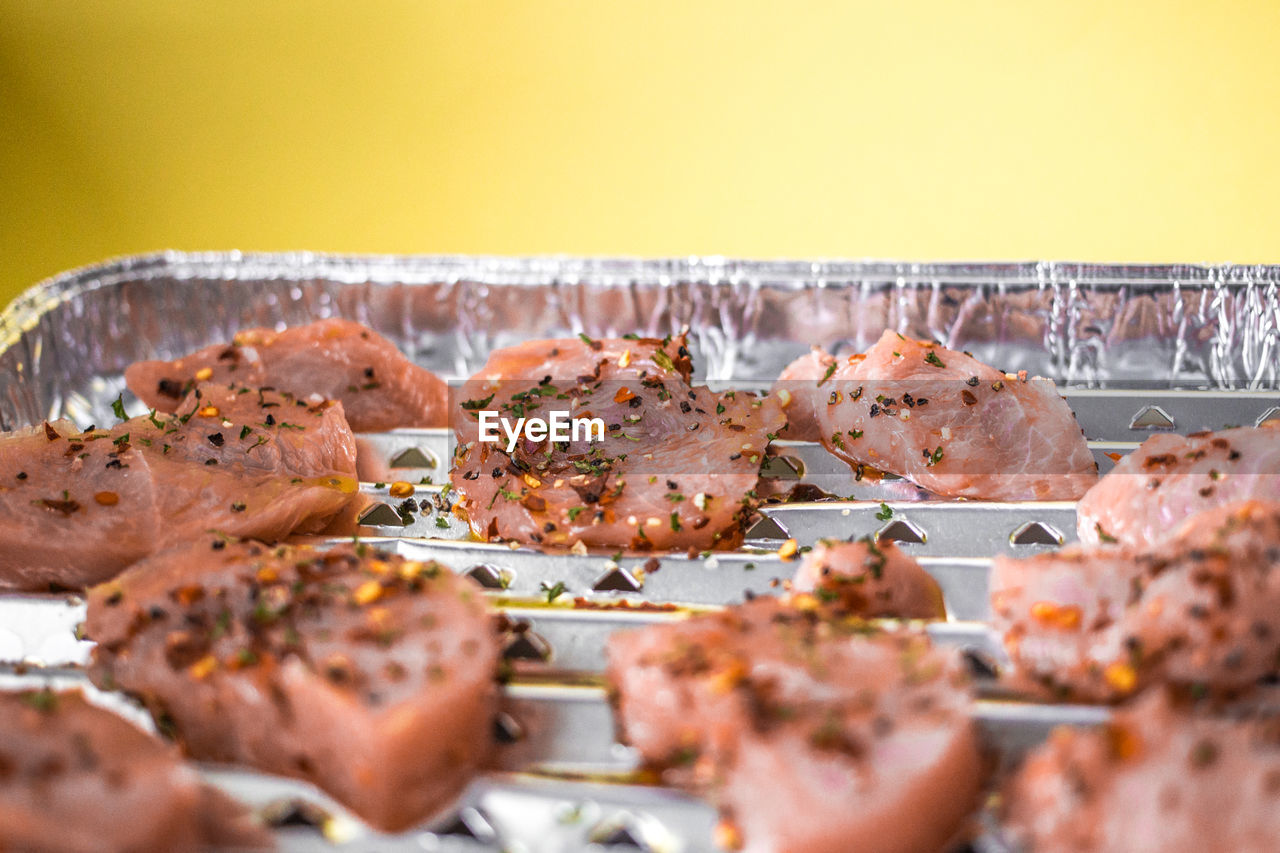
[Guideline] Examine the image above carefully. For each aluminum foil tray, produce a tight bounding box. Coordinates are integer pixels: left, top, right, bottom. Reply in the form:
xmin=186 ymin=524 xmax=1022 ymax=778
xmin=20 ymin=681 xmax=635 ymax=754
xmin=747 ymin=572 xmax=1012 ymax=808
xmin=2 ymin=252 xmax=1279 ymax=852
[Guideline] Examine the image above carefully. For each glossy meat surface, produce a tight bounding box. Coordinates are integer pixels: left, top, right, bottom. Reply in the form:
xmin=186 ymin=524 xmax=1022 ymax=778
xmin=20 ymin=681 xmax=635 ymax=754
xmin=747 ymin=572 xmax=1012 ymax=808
xmin=0 ymin=689 xmax=269 ymax=853
xmin=451 ymin=334 xmax=785 ymax=550
xmin=992 ymin=500 xmax=1280 ymax=702
xmin=0 ymin=384 xmax=359 ymax=590
xmin=86 ymin=539 xmax=500 ymax=831
xmin=606 ymin=598 xmax=983 ymax=853
xmin=778 ymin=331 xmax=1096 ymax=500
xmin=1077 ymin=423 xmax=1280 ymax=547
xmin=791 ymin=537 xmax=946 ymax=619
xmin=1003 ymin=690 xmax=1280 ymax=852
xmin=127 ymin=318 xmax=449 ymax=432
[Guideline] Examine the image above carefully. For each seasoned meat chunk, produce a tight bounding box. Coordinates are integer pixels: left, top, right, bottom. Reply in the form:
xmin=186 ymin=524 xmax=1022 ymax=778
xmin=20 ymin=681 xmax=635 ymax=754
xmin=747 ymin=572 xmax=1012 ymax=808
xmin=1078 ymin=422 xmax=1280 ymax=547
xmin=1003 ymin=689 xmax=1280 ymax=852
xmin=791 ymin=537 xmax=946 ymax=619
xmin=0 ymin=689 xmax=269 ymax=853
xmin=85 ymin=539 xmax=500 ymax=831
xmin=992 ymin=500 xmax=1280 ymax=702
xmin=127 ymin=318 xmax=448 ymax=432
xmin=451 ymin=333 xmax=786 ymax=550
xmin=0 ymin=384 xmax=359 ymax=590
xmin=777 ymin=331 xmax=1096 ymax=500
xmin=607 ymin=598 xmax=983 ymax=853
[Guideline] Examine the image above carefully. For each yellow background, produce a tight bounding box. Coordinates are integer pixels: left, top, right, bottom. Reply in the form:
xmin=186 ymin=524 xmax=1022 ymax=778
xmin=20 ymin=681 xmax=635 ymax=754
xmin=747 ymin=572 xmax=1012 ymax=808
xmin=3 ymin=1 xmax=1280 ymax=307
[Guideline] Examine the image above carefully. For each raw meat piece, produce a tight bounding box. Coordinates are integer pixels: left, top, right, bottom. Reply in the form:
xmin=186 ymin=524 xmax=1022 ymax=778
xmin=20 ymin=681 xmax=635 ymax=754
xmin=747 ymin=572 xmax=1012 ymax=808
xmin=1077 ymin=422 xmax=1280 ymax=547
xmin=127 ymin=318 xmax=448 ymax=432
xmin=992 ymin=500 xmax=1280 ymax=702
xmin=790 ymin=537 xmax=945 ymax=619
xmin=451 ymin=333 xmax=786 ymax=551
xmin=606 ymin=597 xmax=983 ymax=853
xmin=1003 ymin=689 xmax=1280 ymax=852
xmin=776 ymin=331 xmax=1096 ymax=500
xmin=0 ymin=383 xmax=359 ymax=590
xmin=0 ymin=689 xmax=270 ymax=853
xmin=85 ymin=539 xmax=500 ymax=831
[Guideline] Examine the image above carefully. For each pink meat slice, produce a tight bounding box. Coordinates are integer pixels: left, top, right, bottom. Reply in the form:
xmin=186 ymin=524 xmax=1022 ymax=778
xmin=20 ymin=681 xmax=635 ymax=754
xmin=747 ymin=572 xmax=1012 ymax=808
xmin=1077 ymin=423 xmax=1280 ymax=547
xmin=451 ymin=334 xmax=786 ymax=551
xmin=790 ymin=537 xmax=946 ymax=619
xmin=0 ymin=383 xmax=359 ymax=591
xmin=777 ymin=330 xmax=1096 ymax=500
xmin=771 ymin=346 xmax=835 ymax=442
xmin=126 ymin=318 xmax=449 ymax=432
xmin=1003 ymin=689 xmax=1280 ymax=853
xmin=0 ymin=689 xmax=270 ymax=853
xmin=992 ymin=500 xmax=1280 ymax=702
xmin=85 ymin=539 xmax=500 ymax=832
xmin=606 ymin=598 xmax=984 ymax=853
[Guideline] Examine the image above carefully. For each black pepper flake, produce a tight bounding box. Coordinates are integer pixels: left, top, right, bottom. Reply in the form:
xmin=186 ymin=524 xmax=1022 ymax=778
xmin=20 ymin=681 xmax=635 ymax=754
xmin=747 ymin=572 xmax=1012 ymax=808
xmin=156 ymin=378 xmax=185 ymax=399
xmin=230 ymin=502 xmax=246 ymax=513
xmin=15 ymin=472 xmax=26 ymax=480
xmin=965 ymin=376 xmax=980 ymax=387
xmin=205 ymin=458 xmax=218 ymax=466
xmin=207 ymin=432 xmax=225 ymax=447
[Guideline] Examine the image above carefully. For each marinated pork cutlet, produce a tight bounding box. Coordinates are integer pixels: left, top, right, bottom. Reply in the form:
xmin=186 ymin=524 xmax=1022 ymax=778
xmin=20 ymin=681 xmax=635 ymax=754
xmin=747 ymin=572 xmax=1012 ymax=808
xmin=606 ymin=598 xmax=984 ymax=853
xmin=0 ymin=689 xmax=270 ymax=853
xmin=0 ymin=383 xmax=359 ymax=591
xmin=991 ymin=500 xmax=1280 ymax=703
xmin=776 ymin=330 xmax=1096 ymax=500
xmin=126 ymin=318 xmax=449 ymax=432
xmin=85 ymin=539 xmax=500 ymax=832
xmin=1077 ymin=422 xmax=1280 ymax=548
xmin=790 ymin=537 xmax=946 ymax=619
xmin=450 ymin=333 xmax=786 ymax=551
xmin=1002 ymin=689 xmax=1280 ymax=852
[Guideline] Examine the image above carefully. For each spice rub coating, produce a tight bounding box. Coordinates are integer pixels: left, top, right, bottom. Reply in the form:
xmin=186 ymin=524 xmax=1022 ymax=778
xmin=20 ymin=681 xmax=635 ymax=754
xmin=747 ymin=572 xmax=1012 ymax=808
xmin=0 ymin=689 xmax=270 ymax=853
xmin=0 ymin=383 xmax=359 ymax=591
xmin=790 ymin=537 xmax=946 ymax=620
xmin=776 ymin=331 xmax=1096 ymax=500
xmin=85 ymin=539 xmax=500 ymax=831
xmin=1078 ymin=422 xmax=1280 ymax=548
xmin=992 ymin=500 xmax=1280 ymax=703
xmin=1003 ymin=689 xmax=1280 ymax=852
xmin=606 ymin=597 xmax=983 ymax=853
xmin=127 ymin=318 xmax=449 ymax=432
xmin=451 ymin=333 xmax=786 ymax=551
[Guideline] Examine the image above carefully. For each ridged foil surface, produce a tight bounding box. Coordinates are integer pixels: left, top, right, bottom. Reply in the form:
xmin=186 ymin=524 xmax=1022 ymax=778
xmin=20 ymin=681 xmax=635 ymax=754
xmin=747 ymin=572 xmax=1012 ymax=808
xmin=2 ymin=252 xmax=1278 ymax=429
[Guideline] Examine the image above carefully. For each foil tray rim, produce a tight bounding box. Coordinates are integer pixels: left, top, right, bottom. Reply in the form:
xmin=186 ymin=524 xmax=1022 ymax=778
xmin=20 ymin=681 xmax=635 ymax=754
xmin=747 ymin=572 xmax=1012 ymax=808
xmin=7 ymin=249 xmax=1280 ymax=348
